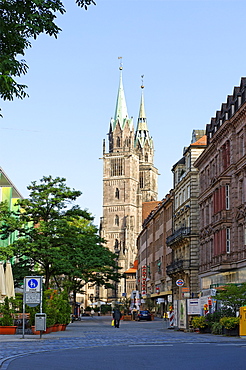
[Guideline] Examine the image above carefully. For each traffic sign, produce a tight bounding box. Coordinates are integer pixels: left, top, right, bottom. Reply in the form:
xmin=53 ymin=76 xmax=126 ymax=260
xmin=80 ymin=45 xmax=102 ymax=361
xmin=25 ymin=277 xmax=41 ymax=292
xmin=176 ymin=279 xmax=184 ymax=287
xmin=24 ymin=276 xmax=42 ymax=307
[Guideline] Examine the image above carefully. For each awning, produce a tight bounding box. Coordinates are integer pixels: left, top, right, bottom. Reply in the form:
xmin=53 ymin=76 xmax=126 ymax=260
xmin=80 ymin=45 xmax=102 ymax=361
xmin=151 ymin=290 xmax=172 ymax=298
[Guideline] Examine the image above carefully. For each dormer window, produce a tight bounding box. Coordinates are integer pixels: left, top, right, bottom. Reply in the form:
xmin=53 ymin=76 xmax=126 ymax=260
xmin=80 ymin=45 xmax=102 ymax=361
xmin=238 ymin=96 xmax=242 ymax=107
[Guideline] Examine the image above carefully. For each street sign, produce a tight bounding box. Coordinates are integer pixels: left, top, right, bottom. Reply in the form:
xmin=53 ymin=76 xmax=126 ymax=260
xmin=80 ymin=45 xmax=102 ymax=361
xmin=25 ymin=277 xmax=41 ymax=292
xmin=22 ymin=276 xmax=43 ymax=339
xmin=176 ymin=279 xmax=184 ymax=287
xmin=24 ymin=276 xmax=42 ymax=307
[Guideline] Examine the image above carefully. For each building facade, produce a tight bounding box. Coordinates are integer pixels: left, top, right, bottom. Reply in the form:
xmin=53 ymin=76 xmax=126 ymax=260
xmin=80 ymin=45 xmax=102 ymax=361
xmin=194 ymin=77 xmax=246 ymax=293
xmin=137 ymin=193 xmax=173 ymax=315
xmin=100 ymin=68 xmax=158 ymax=301
xmin=166 ymin=131 xmax=207 ymax=300
xmin=0 ymin=167 xmax=23 ymax=250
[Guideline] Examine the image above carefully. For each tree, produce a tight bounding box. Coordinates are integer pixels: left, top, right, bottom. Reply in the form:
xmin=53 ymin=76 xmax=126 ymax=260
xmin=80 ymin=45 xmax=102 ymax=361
xmin=0 ymin=0 xmax=96 ymax=110
xmin=216 ymin=283 xmax=246 ymax=316
xmin=0 ymin=176 xmax=120 ymax=294
xmin=53 ymin=217 xmax=121 ymax=306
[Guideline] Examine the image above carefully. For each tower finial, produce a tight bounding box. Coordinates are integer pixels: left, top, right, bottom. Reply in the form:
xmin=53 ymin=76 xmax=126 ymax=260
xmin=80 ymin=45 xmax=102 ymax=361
xmin=141 ymin=74 xmax=144 ymax=89
xmin=118 ymin=56 xmax=123 ymax=70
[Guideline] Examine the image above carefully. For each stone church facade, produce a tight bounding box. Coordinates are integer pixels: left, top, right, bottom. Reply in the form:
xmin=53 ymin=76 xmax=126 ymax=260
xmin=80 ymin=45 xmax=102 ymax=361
xmin=100 ymin=67 xmax=158 ymax=301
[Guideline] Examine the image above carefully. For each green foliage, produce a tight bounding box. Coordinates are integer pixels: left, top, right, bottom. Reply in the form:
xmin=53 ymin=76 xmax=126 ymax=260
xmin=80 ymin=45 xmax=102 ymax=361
xmin=211 ymin=322 xmax=223 ymax=335
xmin=216 ymin=283 xmax=246 ymax=316
xmin=0 ymin=0 xmax=96 ymax=113
xmin=0 ymin=175 xmax=120 ymax=304
xmin=192 ymin=316 xmax=207 ymax=329
xmin=121 ymin=297 xmax=131 ymax=314
xmin=220 ymin=316 xmax=240 ymax=330
xmin=144 ymin=298 xmax=156 ymax=312
xmin=100 ymin=304 xmax=111 ymax=315
xmin=0 ymin=297 xmax=14 ymax=326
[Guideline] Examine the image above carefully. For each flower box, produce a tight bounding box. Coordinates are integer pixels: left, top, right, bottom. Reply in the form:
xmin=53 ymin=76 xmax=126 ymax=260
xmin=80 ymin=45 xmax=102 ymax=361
xmin=0 ymin=326 xmax=17 ymax=335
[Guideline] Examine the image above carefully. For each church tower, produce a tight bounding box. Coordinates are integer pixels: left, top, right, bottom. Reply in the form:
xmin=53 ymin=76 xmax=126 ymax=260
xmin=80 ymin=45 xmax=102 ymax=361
xmin=135 ymin=81 xmax=158 ymax=202
xmin=100 ymin=67 xmax=158 ymax=301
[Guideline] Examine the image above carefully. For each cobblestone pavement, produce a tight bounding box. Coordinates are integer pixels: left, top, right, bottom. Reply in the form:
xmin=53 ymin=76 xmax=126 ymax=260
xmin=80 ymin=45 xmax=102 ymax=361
xmin=1 ymin=316 xmax=246 ymax=369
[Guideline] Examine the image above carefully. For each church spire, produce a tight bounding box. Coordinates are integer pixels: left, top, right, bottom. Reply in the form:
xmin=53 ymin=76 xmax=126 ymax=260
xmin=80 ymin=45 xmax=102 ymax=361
xmin=135 ymin=77 xmax=153 ymax=149
xmin=136 ymin=80 xmax=148 ymax=132
xmin=112 ymin=64 xmax=129 ymax=130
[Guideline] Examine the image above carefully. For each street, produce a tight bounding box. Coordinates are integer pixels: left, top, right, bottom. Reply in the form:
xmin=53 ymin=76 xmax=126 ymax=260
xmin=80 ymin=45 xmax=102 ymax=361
xmin=1 ymin=316 xmax=246 ymax=370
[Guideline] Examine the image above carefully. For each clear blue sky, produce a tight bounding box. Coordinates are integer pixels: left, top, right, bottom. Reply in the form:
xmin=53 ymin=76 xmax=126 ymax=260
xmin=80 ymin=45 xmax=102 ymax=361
xmin=1 ymin=0 xmax=246 ymax=226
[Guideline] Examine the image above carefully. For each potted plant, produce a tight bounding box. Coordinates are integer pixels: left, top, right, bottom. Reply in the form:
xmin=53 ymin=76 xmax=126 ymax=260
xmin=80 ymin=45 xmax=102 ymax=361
xmin=192 ymin=316 xmax=210 ymax=333
xmin=0 ymin=297 xmax=17 ymax=335
xmin=220 ymin=317 xmax=239 ymax=336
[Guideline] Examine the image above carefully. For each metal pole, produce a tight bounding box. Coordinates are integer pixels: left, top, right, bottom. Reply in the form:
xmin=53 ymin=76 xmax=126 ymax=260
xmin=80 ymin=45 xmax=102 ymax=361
xmin=40 ymin=277 xmax=43 ymax=339
xmin=22 ymin=278 xmax=25 ymax=339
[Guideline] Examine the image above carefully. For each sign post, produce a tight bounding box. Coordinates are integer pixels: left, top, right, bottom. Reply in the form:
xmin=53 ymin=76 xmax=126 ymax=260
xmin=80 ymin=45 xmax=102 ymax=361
xmin=23 ymin=276 xmax=43 ymax=339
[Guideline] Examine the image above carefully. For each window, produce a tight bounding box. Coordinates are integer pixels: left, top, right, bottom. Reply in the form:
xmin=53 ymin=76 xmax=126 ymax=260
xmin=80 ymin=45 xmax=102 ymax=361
xmin=187 ymin=185 xmax=190 ymax=199
xmin=226 ymin=185 xmax=230 ymax=210
xmin=115 ymin=215 xmax=119 ymax=226
xmin=111 ymin=158 xmax=124 ymax=176
xmin=145 ymin=154 xmax=148 ymax=162
xmin=115 ymin=188 xmax=119 ymax=199
xmin=226 ymin=228 xmax=230 ymax=253
xmin=116 ymin=137 xmax=121 ymax=147
xmin=139 ymin=172 xmax=144 ymax=188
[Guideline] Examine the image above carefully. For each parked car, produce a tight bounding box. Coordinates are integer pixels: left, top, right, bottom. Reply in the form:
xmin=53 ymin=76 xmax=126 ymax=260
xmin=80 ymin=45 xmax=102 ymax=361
xmin=137 ymin=310 xmax=152 ymax=321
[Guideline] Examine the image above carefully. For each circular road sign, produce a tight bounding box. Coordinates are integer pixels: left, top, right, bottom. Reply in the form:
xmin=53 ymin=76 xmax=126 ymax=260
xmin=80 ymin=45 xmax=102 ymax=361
xmin=28 ymin=278 xmax=39 ymax=289
xmin=176 ymin=279 xmax=184 ymax=287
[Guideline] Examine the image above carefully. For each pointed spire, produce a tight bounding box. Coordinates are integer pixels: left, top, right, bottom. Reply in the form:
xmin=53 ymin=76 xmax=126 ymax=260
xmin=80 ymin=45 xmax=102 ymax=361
xmin=135 ymin=77 xmax=153 ymax=149
xmin=136 ymin=84 xmax=148 ymax=131
xmin=113 ymin=64 xmax=129 ymax=130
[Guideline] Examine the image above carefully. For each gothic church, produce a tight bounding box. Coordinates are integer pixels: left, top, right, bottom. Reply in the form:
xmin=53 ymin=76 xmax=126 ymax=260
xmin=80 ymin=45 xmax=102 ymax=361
xmin=100 ymin=67 xmax=158 ymax=300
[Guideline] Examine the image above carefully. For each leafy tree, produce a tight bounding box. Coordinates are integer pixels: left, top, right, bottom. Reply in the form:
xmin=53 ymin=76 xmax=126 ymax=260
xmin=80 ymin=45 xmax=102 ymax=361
xmin=0 ymin=0 xmax=96 ymax=111
xmin=0 ymin=176 xmax=120 ymax=294
xmin=54 ymin=217 xmax=120 ymax=307
xmin=216 ymin=283 xmax=246 ymax=316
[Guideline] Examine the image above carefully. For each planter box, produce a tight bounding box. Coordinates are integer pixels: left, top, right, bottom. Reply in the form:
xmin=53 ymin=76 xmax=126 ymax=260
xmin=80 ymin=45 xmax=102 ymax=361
xmin=199 ymin=327 xmax=211 ymax=334
xmin=0 ymin=326 xmax=17 ymax=335
xmin=224 ymin=326 xmax=239 ymax=336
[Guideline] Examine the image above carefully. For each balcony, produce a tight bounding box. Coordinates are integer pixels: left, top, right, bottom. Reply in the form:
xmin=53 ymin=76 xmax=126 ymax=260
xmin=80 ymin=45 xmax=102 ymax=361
xmin=166 ymin=227 xmax=191 ymax=246
xmin=166 ymin=259 xmax=190 ymax=275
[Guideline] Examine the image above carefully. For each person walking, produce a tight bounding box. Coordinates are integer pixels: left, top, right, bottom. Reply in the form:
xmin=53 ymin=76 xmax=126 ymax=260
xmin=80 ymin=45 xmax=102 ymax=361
xmin=112 ymin=308 xmax=122 ymax=328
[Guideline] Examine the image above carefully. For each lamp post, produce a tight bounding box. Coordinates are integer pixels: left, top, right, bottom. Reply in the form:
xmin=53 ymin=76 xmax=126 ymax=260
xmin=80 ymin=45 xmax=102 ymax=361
xmin=114 ymin=241 xmax=120 ymax=300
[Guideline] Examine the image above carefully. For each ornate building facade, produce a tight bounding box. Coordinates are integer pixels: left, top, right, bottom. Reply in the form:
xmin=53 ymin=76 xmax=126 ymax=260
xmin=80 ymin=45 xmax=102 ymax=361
xmin=166 ymin=130 xmax=207 ymax=300
xmin=194 ymin=77 xmax=246 ymax=293
xmin=100 ymin=68 xmax=158 ymax=301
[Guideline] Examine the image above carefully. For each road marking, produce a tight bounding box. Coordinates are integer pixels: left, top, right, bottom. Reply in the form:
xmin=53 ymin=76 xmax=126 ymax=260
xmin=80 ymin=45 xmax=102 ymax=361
xmin=128 ymin=344 xmax=173 ymax=347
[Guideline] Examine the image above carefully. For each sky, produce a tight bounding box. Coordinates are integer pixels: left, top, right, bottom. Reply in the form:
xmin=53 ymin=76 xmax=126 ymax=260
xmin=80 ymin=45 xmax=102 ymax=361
xmin=1 ymin=0 xmax=246 ymax=227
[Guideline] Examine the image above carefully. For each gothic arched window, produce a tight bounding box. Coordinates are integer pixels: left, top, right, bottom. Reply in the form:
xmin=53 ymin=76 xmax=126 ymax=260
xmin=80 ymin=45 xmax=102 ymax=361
xmin=116 ymin=137 xmax=121 ymax=147
xmin=115 ymin=188 xmax=120 ymax=199
xmin=145 ymin=154 xmax=148 ymax=162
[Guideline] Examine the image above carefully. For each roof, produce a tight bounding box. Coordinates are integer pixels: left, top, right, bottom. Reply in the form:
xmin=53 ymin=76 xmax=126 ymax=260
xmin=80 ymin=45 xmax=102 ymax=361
xmin=0 ymin=167 xmax=23 ymax=199
xmin=124 ymin=260 xmax=138 ymax=274
xmin=191 ymin=134 xmax=207 ymax=146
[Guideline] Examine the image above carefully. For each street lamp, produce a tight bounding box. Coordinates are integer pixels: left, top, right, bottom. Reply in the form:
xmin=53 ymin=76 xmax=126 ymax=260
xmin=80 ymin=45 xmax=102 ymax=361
xmin=114 ymin=240 xmax=120 ymax=300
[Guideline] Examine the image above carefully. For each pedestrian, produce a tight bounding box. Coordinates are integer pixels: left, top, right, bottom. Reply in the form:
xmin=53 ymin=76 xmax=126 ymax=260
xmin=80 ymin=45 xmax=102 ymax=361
xmin=112 ymin=308 xmax=122 ymax=328
xmin=91 ymin=309 xmax=95 ymax=317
